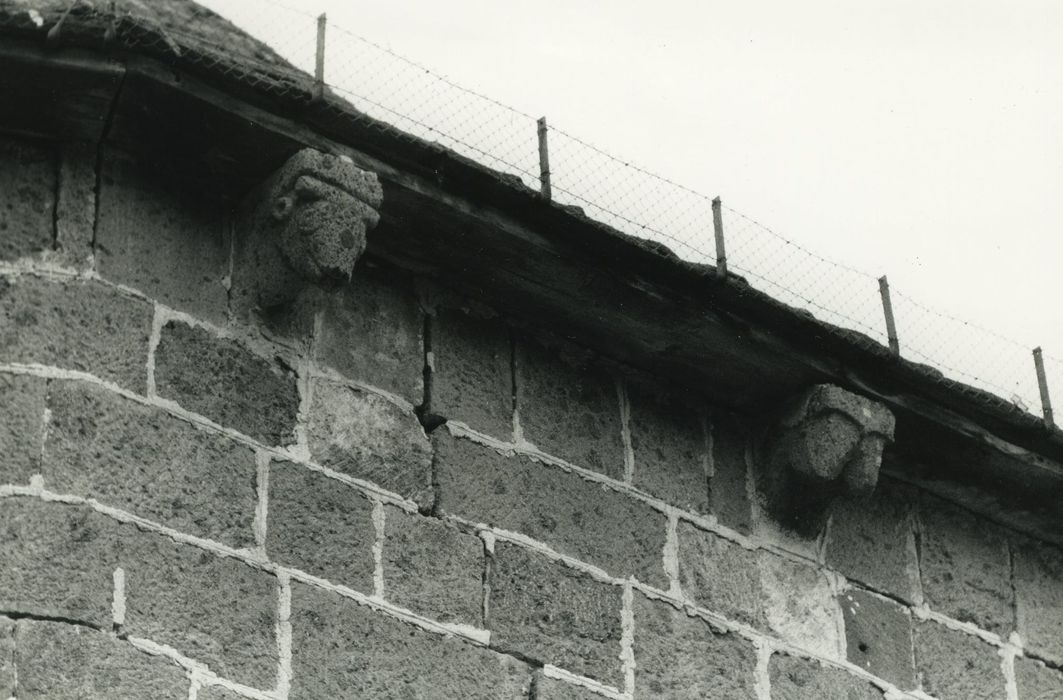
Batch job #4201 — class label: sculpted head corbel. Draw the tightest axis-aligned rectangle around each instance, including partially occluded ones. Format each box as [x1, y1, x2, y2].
[756, 384, 896, 536]
[232, 148, 383, 316]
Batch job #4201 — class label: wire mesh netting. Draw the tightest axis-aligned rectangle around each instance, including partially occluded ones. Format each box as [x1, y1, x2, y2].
[3, 0, 1058, 424]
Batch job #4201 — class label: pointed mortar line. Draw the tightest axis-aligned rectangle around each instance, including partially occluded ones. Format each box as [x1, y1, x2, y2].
[478, 530, 495, 630]
[1000, 641, 1021, 700]
[752, 637, 773, 700]
[616, 378, 635, 485]
[111, 566, 126, 631]
[662, 512, 682, 599]
[307, 364, 417, 415]
[541, 664, 628, 700]
[619, 581, 636, 698]
[274, 571, 293, 700]
[252, 450, 272, 557]
[371, 499, 387, 599]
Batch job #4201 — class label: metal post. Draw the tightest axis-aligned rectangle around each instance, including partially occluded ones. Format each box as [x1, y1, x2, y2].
[537, 117, 552, 201]
[878, 276, 900, 355]
[1033, 347, 1055, 426]
[711, 197, 726, 279]
[312, 13, 327, 102]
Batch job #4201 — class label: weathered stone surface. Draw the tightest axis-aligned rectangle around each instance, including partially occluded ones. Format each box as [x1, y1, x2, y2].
[290, 582, 531, 699]
[16, 620, 188, 699]
[1015, 657, 1063, 699]
[920, 494, 1013, 635]
[677, 522, 763, 627]
[825, 478, 919, 604]
[0, 500, 119, 628]
[317, 261, 424, 405]
[0, 617, 14, 699]
[913, 620, 1004, 700]
[197, 686, 246, 700]
[627, 378, 708, 514]
[435, 430, 667, 586]
[45, 380, 257, 547]
[431, 307, 512, 439]
[710, 413, 753, 533]
[0, 275, 152, 391]
[633, 593, 757, 699]
[1014, 538, 1063, 665]
[535, 674, 608, 699]
[839, 588, 915, 690]
[677, 522, 840, 657]
[266, 460, 375, 591]
[769, 653, 884, 700]
[307, 378, 432, 506]
[383, 507, 483, 626]
[515, 338, 624, 479]
[97, 149, 229, 322]
[0, 372, 45, 484]
[0, 136, 54, 262]
[53, 143, 96, 269]
[155, 321, 300, 446]
[121, 528, 277, 688]
[758, 384, 895, 536]
[231, 148, 382, 315]
[489, 543, 623, 686]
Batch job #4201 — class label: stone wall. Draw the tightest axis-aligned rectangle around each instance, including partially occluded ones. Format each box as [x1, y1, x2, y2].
[1, 133, 1061, 699]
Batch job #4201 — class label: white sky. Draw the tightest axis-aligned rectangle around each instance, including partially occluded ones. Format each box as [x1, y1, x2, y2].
[201, 0, 1063, 410]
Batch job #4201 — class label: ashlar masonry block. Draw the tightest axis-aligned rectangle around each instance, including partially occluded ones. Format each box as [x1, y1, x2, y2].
[1013, 537, 1063, 665]
[839, 588, 916, 690]
[16, 620, 188, 700]
[769, 653, 884, 700]
[290, 583, 531, 699]
[913, 620, 1005, 700]
[45, 380, 258, 548]
[0, 275, 152, 392]
[0, 372, 46, 485]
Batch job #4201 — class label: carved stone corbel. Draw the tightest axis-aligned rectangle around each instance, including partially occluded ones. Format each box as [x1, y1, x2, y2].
[756, 384, 896, 536]
[231, 148, 383, 317]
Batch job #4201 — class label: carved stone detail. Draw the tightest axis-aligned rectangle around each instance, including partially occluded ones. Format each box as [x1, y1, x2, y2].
[757, 384, 896, 535]
[232, 148, 383, 315]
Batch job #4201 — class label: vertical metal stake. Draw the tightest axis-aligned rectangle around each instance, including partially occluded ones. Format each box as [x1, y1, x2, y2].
[312, 13, 327, 102]
[711, 197, 727, 279]
[537, 117, 552, 201]
[879, 276, 900, 355]
[1033, 347, 1055, 426]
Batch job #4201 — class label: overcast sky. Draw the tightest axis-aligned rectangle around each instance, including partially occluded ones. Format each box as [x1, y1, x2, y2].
[201, 0, 1063, 409]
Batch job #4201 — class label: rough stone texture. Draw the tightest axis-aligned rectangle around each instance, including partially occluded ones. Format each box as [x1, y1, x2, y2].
[383, 507, 484, 626]
[825, 478, 919, 604]
[515, 338, 624, 480]
[316, 260, 424, 405]
[632, 593, 757, 699]
[266, 460, 375, 591]
[0, 618, 14, 699]
[919, 494, 1013, 635]
[97, 149, 229, 322]
[1013, 538, 1063, 665]
[1015, 657, 1063, 700]
[839, 588, 915, 690]
[488, 543, 623, 686]
[769, 653, 884, 700]
[435, 430, 667, 586]
[627, 378, 708, 514]
[913, 620, 1004, 700]
[45, 380, 257, 547]
[54, 143, 96, 269]
[0, 372, 46, 484]
[121, 528, 277, 689]
[16, 620, 188, 699]
[431, 307, 512, 440]
[231, 148, 382, 314]
[155, 321, 300, 446]
[676, 522, 763, 627]
[710, 413, 753, 533]
[290, 583, 531, 699]
[0, 136, 54, 262]
[677, 522, 840, 657]
[535, 674, 608, 699]
[0, 275, 152, 391]
[198, 686, 247, 700]
[307, 378, 432, 506]
[0, 499, 119, 628]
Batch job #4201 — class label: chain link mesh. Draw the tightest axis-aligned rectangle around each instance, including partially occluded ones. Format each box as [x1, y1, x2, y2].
[2, 0, 1057, 424]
